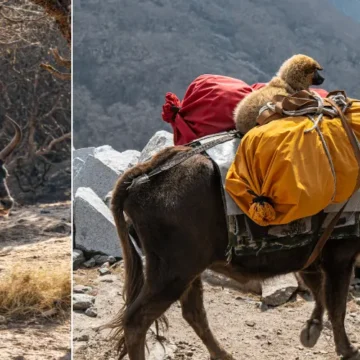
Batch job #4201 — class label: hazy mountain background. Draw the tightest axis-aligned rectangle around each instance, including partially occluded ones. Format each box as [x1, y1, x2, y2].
[331, 0, 360, 22]
[73, 0, 360, 151]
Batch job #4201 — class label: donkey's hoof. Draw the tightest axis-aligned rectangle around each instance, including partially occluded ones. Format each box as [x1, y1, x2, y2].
[300, 320, 323, 348]
[341, 348, 360, 360]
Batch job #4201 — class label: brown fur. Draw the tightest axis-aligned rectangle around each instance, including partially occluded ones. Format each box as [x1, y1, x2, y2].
[234, 54, 323, 134]
[106, 147, 360, 360]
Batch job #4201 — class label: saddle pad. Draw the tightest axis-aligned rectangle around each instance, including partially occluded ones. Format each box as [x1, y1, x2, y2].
[201, 135, 241, 216]
[202, 134, 360, 216]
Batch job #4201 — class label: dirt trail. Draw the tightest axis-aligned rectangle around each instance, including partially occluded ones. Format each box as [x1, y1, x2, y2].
[0, 202, 71, 360]
[73, 264, 360, 360]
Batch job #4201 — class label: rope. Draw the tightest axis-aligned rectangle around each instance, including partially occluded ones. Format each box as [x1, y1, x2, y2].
[307, 114, 337, 201]
[259, 92, 352, 203]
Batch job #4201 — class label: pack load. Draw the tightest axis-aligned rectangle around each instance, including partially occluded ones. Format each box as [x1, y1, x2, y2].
[225, 90, 360, 226]
[162, 74, 328, 145]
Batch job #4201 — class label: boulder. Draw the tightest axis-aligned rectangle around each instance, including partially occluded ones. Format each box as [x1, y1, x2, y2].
[74, 146, 140, 199]
[139, 130, 173, 163]
[73, 147, 95, 162]
[74, 187, 122, 257]
[95, 146, 139, 170]
[73, 157, 85, 179]
[261, 273, 298, 306]
[73, 249, 85, 270]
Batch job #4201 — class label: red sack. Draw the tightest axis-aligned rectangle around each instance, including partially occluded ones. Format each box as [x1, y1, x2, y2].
[162, 74, 328, 145]
[162, 74, 253, 145]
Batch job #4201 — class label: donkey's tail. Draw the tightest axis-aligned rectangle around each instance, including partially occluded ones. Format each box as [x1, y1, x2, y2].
[102, 145, 190, 357]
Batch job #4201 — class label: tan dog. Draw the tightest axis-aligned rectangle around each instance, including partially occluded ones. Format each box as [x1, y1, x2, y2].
[233, 54, 324, 134]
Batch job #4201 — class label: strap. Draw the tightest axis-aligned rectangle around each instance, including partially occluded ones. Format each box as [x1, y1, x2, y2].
[128, 131, 241, 189]
[302, 96, 360, 269]
[301, 201, 347, 269]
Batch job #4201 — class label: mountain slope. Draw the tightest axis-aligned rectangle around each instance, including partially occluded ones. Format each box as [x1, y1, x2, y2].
[74, 0, 360, 150]
[331, 0, 360, 22]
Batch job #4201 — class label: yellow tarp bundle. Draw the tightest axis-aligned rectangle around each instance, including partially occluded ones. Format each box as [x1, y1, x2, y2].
[225, 100, 360, 226]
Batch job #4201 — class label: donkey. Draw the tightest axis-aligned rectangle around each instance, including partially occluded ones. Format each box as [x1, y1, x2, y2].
[107, 146, 360, 360]
[0, 116, 22, 217]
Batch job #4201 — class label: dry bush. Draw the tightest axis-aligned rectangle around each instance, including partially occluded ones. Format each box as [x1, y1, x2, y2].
[0, 262, 71, 319]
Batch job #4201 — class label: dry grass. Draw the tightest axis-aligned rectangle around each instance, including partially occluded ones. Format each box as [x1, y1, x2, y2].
[0, 262, 71, 319]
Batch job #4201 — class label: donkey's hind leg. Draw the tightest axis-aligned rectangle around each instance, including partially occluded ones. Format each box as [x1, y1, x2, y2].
[122, 279, 191, 360]
[322, 242, 359, 360]
[298, 264, 325, 348]
[180, 277, 236, 360]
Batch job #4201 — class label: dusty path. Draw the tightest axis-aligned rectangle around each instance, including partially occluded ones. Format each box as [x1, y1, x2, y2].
[73, 264, 360, 360]
[0, 202, 71, 360]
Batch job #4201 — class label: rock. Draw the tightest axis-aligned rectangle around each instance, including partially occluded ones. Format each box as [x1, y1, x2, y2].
[0, 246, 13, 256]
[98, 267, 111, 276]
[95, 146, 139, 170]
[101, 262, 110, 268]
[73, 294, 95, 311]
[92, 254, 116, 266]
[73, 285, 92, 294]
[74, 147, 140, 199]
[74, 187, 122, 257]
[107, 256, 116, 264]
[139, 130, 174, 163]
[261, 273, 298, 306]
[73, 249, 85, 270]
[83, 258, 96, 268]
[74, 334, 89, 342]
[58, 352, 71, 360]
[85, 307, 98, 318]
[73, 147, 95, 163]
[44, 222, 71, 234]
[73, 157, 85, 179]
[245, 320, 256, 327]
[98, 274, 116, 283]
[201, 269, 262, 295]
[148, 341, 177, 360]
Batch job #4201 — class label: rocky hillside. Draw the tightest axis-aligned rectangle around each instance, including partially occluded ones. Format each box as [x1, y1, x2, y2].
[331, 0, 360, 22]
[73, 0, 360, 151]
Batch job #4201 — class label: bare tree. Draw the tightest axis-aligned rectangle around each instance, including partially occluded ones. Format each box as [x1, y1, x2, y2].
[29, 0, 71, 80]
[0, 0, 71, 201]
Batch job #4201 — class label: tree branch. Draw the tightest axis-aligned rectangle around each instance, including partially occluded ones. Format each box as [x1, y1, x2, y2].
[36, 132, 70, 156]
[40, 63, 71, 80]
